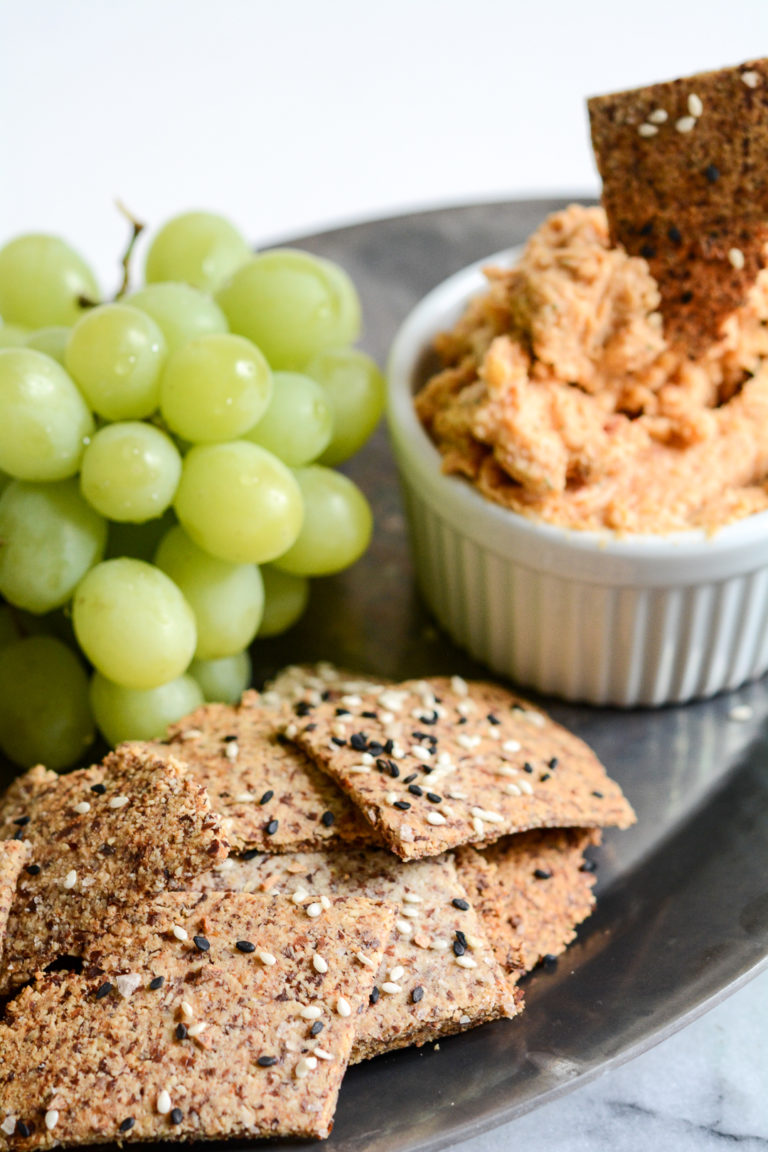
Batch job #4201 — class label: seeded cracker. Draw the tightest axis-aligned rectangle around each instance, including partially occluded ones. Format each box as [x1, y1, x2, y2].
[456, 828, 600, 988]
[138, 691, 374, 853]
[588, 58, 768, 355]
[290, 677, 635, 860]
[0, 891, 390, 1145]
[0, 745, 228, 994]
[0, 841, 29, 967]
[193, 848, 519, 1061]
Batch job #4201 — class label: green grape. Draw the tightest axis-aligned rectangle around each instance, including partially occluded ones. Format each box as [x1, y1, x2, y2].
[160, 333, 272, 443]
[0, 234, 100, 329]
[65, 303, 166, 420]
[0, 323, 29, 348]
[245, 371, 332, 466]
[105, 509, 176, 561]
[258, 564, 310, 636]
[145, 211, 251, 292]
[274, 466, 372, 576]
[0, 635, 94, 769]
[0, 348, 94, 480]
[80, 422, 182, 523]
[189, 650, 251, 705]
[154, 524, 264, 659]
[174, 441, 303, 564]
[305, 347, 386, 465]
[127, 282, 228, 354]
[91, 671, 204, 746]
[216, 249, 360, 369]
[0, 479, 107, 613]
[73, 557, 197, 690]
[24, 325, 70, 366]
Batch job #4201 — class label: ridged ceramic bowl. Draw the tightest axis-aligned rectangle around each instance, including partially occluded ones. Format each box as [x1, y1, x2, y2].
[386, 249, 768, 707]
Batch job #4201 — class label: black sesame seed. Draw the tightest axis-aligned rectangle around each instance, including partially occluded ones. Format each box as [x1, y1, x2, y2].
[16, 1122, 31, 1138]
[193, 935, 210, 952]
[640, 244, 656, 260]
[370, 986, 380, 1004]
[295, 701, 312, 716]
[361, 710, 378, 719]
[258, 1055, 278, 1067]
[580, 858, 598, 873]
[265, 819, 279, 836]
[383, 739, 394, 755]
[540, 773, 551, 782]
[367, 740, 384, 756]
[387, 760, 400, 779]
[487, 714, 501, 725]
[223, 733, 238, 742]
[420, 711, 439, 725]
[90, 782, 107, 794]
[453, 940, 466, 956]
[304, 722, 317, 732]
[681, 290, 694, 304]
[310, 1020, 324, 1036]
[411, 730, 427, 741]
[331, 736, 346, 746]
[236, 940, 256, 953]
[320, 811, 335, 828]
[170, 1108, 184, 1125]
[542, 953, 558, 970]
[455, 930, 467, 948]
[275, 733, 289, 745]
[411, 986, 424, 1003]
[548, 757, 558, 770]
[426, 792, 442, 804]
[639, 221, 654, 237]
[335, 707, 350, 716]
[350, 733, 367, 751]
[393, 800, 411, 811]
[149, 975, 164, 990]
[534, 868, 553, 880]
[408, 784, 423, 797]
[13, 815, 30, 826]
[25, 863, 41, 876]
[242, 848, 260, 861]
[176, 1023, 188, 1040]
[452, 898, 470, 911]
[95, 981, 113, 1000]
[259, 790, 274, 805]
[457, 716, 468, 725]
[523, 762, 534, 774]
[668, 225, 682, 244]
[403, 772, 419, 784]
[375, 758, 389, 773]
[705, 163, 720, 183]
[12, 827, 24, 840]
[321, 689, 332, 701]
[119, 1117, 136, 1133]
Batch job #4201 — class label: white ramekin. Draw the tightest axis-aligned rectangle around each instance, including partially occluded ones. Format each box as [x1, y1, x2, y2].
[386, 249, 768, 707]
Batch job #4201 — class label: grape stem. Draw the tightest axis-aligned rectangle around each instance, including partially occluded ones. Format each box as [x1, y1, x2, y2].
[76, 201, 146, 308]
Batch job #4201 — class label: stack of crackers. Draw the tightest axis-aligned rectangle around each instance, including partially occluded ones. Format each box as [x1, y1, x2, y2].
[0, 664, 634, 1146]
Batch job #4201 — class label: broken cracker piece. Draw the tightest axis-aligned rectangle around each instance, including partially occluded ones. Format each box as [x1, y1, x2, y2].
[138, 692, 375, 854]
[588, 58, 768, 355]
[456, 828, 600, 988]
[0, 891, 390, 1146]
[193, 847, 518, 1061]
[0, 745, 227, 994]
[0, 841, 29, 966]
[290, 677, 635, 860]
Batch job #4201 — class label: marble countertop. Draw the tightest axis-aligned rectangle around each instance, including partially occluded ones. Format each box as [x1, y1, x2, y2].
[456, 967, 768, 1151]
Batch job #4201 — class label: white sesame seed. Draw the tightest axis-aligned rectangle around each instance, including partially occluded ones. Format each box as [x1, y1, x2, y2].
[44, 1111, 59, 1131]
[471, 807, 504, 824]
[456, 699, 476, 717]
[638, 123, 658, 137]
[426, 811, 447, 826]
[300, 1005, 323, 1020]
[313, 954, 328, 974]
[459, 1014, 471, 1024]
[496, 765, 519, 777]
[455, 955, 478, 969]
[360, 751, 374, 765]
[381, 981, 402, 994]
[506, 783, 522, 796]
[157, 1090, 172, 1115]
[687, 92, 703, 117]
[340, 694, 362, 707]
[295, 1056, 318, 1078]
[487, 727, 501, 740]
[234, 792, 254, 803]
[447, 790, 466, 800]
[648, 108, 668, 124]
[522, 710, 545, 727]
[172, 925, 188, 941]
[402, 893, 422, 904]
[395, 918, 413, 935]
[457, 734, 481, 750]
[354, 950, 376, 968]
[306, 902, 323, 918]
[742, 70, 760, 88]
[1, 1118, 16, 1137]
[378, 689, 406, 712]
[291, 888, 309, 904]
[256, 950, 276, 966]
[401, 906, 420, 918]
[115, 973, 142, 998]
[380, 710, 394, 724]
[313, 1046, 333, 1060]
[502, 740, 521, 754]
[336, 996, 352, 1017]
[675, 115, 696, 133]
[63, 869, 77, 890]
[108, 794, 129, 809]
[73, 801, 91, 815]
[225, 742, 239, 761]
[187, 1021, 207, 1037]
[431, 938, 450, 951]
[728, 248, 746, 270]
[182, 727, 203, 739]
[284, 722, 298, 739]
[389, 965, 405, 981]
[472, 816, 484, 837]
[729, 704, 753, 721]
[180, 1001, 194, 1020]
[409, 745, 433, 763]
[386, 791, 399, 805]
[391, 742, 405, 759]
[347, 763, 371, 774]
[519, 779, 534, 795]
[331, 722, 349, 739]
[320, 895, 331, 910]
[437, 752, 453, 767]
[450, 675, 469, 696]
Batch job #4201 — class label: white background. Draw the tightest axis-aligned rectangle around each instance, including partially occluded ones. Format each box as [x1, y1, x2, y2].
[1, 0, 766, 285]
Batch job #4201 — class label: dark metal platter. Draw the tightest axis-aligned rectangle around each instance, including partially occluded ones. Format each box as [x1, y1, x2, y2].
[6, 200, 768, 1151]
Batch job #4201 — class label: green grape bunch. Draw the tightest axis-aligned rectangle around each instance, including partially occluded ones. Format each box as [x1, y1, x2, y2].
[0, 211, 385, 768]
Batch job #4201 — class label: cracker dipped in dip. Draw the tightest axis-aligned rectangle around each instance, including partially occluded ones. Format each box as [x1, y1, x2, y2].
[417, 59, 768, 535]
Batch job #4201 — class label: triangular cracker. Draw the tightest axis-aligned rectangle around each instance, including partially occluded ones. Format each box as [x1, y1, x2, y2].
[589, 58, 768, 354]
